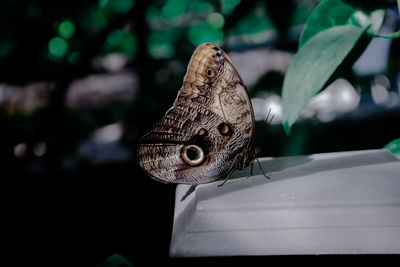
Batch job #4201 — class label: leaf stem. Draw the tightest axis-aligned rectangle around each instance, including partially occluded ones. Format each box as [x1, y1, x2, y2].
[374, 30, 400, 39]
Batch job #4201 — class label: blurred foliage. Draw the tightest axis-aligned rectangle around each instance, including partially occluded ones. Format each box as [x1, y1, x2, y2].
[0, 0, 314, 167]
[0, 0, 313, 83]
[0, 0, 399, 170]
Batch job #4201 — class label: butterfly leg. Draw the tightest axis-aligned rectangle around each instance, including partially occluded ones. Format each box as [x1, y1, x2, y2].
[256, 157, 270, 179]
[218, 167, 236, 187]
[252, 148, 270, 179]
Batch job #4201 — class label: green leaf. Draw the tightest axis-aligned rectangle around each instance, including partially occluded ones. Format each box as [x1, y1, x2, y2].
[282, 25, 366, 135]
[282, 0, 385, 134]
[299, 0, 384, 47]
[384, 138, 400, 159]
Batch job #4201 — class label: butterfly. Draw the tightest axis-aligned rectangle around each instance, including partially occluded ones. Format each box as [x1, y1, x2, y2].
[137, 43, 261, 185]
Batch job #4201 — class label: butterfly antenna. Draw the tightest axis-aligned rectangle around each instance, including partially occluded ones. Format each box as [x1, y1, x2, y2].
[264, 107, 275, 131]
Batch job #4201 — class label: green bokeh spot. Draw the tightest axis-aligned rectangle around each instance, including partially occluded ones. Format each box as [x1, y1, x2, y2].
[188, 21, 224, 46]
[68, 51, 80, 64]
[188, 1, 213, 14]
[85, 8, 108, 30]
[27, 5, 41, 18]
[48, 37, 68, 59]
[100, 0, 134, 14]
[162, 0, 187, 18]
[113, 0, 134, 13]
[58, 20, 76, 39]
[120, 33, 137, 54]
[0, 41, 13, 58]
[99, 0, 108, 9]
[149, 43, 175, 59]
[207, 12, 225, 30]
[221, 0, 241, 15]
[148, 29, 180, 58]
[107, 30, 124, 45]
[106, 30, 137, 54]
[230, 10, 274, 35]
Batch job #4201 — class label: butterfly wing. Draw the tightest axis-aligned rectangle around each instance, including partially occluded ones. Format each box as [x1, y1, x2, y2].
[138, 43, 255, 184]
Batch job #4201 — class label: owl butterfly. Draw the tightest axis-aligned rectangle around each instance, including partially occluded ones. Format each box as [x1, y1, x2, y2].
[138, 43, 260, 185]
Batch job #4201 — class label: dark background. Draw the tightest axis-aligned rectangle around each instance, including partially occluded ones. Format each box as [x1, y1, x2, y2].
[1, 0, 399, 266]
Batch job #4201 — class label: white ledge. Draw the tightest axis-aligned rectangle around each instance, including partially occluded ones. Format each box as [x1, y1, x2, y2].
[170, 149, 400, 256]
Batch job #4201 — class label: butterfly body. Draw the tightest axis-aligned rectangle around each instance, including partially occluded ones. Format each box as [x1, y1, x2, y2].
[138, 43, 255, 184]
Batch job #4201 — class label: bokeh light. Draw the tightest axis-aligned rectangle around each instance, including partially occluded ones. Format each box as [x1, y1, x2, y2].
[149, 43, 175, 59]
[188, 21, 224, 46]
[227, 5, 276, 46]
[106, 30, 137, 55]
[148, 30, 179, 59]
[0, 41, 13, 58]
[27, 5, 41, 18]
[162, 0, 187, 19]
[304, 78, 360, 122]
[207, 12, 225, 29]
[58, 20, 76, 39]
[48, 37, 68, 60]
[68, 51, 80, 64]
[14, 143, 27, 158]
[33, 142, 47, 157]
[112, 0, 134, 13]
[100, 0, 135, 14]
[188, 1, 213, 14]
[221, 0, 241, 15]
[84, 7, 108, 30]
[371, 75, 399, 107]
[107, 30, 124, 46]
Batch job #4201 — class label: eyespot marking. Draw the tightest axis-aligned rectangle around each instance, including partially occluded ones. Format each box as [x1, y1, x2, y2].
[198, 128, 208, 136]
[181, 144, 204, 166]
[206, 68, 215, 77]
[217, 122, 233, 136]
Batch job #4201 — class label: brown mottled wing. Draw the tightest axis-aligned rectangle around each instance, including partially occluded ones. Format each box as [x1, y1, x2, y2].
[137, 43, 255, 184]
